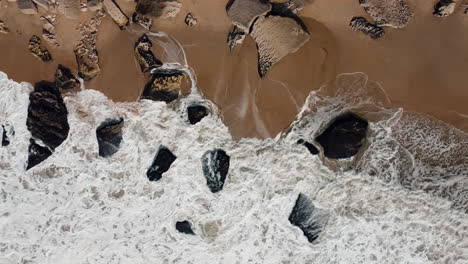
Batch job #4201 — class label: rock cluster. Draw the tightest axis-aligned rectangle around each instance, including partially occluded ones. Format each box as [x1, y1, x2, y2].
[96, 118, 124, 158]
[184, 13, 197, 26]
[55, 64, 80, 90]
[288, 193, 328, 243]
[140, 69, 186, 103]
[103, 0, 129, 30]
[0, 20, 9, 34]
[176, 221, 195, 235]
[17, 0, 38, 15]
[135, 0, 181, 19]
[132, 13, 153, 31]
[187, 104, 209, 125]
[134, 34, 162, 73]
[28, 35, 52, 62]
[350, 16, 385, 39]
[433, 0, 457, 17]
[146, 145, 177, 181]
[40, 16, 59, 47]
[201, 149, 230, 193]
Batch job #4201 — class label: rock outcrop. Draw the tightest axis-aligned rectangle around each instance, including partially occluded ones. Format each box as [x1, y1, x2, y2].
[140, 69, 186, 103]
[187, 105, 209, 125]
[134, 34, 162, 73]
[349, 16, 385, 39]
[27, 81, 70, 150]
[358, 0, 413, 28]
[55, 64, 80, 90]
[227, 26, 245, 51]
[40, 16, 59, 47]
[184, 13, 197, 26]
[146, 145, 177, 181]
[103, 0, 129, 30]
[32, 0, 48, 9]
[201, 149, 230, 193]
[0, 20, 9, 34]
[17, 0, 38, 15]
[176, 221, 195, 235]
[226, 0, 272, 30]
[26, 139, 52, 170]
[288, 193, 328, 243]
[96, 118, 124, 157]
[135, 0, 181, 19]
[58, 0, 81, 19]
[132, 13, 153, 31]
[28, 35, 52, 62]
[433, 0, 457, 17]
[315, 112, 368, 159]
[297, 139, 319, 155]
[1, 125, 10, 147]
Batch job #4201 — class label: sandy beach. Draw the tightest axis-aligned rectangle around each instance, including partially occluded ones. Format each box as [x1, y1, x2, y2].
[0, 0, 467, 138]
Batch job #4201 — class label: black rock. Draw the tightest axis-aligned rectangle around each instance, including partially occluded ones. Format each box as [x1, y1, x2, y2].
[315, 112, 368, 159]
[288, 193, 326, 243]
[26, 139, 52, 170]
[141, 69, 184, 103]
[96, 118, 124, 157]
[134, 34, 162, 73]
[147, 145, 177, 181]
[55, 64, 80, 90]
[176, 220, 195, 235]
[227, 26, 245, 52]
[297, 139, 318, 155]
[2, 125, 9, 147]
[349, 17, 385, 40]
[201, 149, 230, 193]
[26, 81, 70, 150]
[132, 13, 153, 31]
[187, 105, 209, 125]
[433, 0, 456, 17]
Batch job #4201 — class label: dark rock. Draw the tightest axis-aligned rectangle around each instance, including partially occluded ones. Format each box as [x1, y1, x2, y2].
[28, 35, 52, 62]
[147, 145, 177, 181]
[187, 105, 208, 125]
[201, 149, 230, 193]
[26, 139, 52, 170]
[288, 193, 327, 243]
[297, 139, 318, 155]
[141, 69, 185, 103]
[96, 118, 124, 157]
[135, 0, 181, 19]
[433, 0, 456, 17]
[349, 17, 385, 40]
[0, 20, 9, 34]
[176, 220, 195, 235]
[184, 13, 197, 26]
[27, 81, 69, 150]
[227, 26, 245, 52]
[1, 125, 10, 147]
[132, 13, 153, 31]
[315, 112, 368, 159]
[55, 64, 80, 90]
[134, 34, 162, 73]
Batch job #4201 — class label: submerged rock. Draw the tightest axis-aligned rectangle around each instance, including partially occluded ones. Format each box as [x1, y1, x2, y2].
[55, 64, 80, 90]
[103, 0, 129, 30]
[184, 13, 197, 26]
[27, 81, 69, 150]
[0, 20, 9, 34]
[33, 0, 48, 9]
[58, 0, 80, 19]
[146, 145, 177, 181]
[40, 16, 59, 47]
[175, 221, 195, 235]
[141, 69, 186, 103]
[201, 149, 230, 193]
[251, 15, 309, 77]
[226, 0, 271, 30]
[433, 0, 457, 17]
[134, 34, 162, 73]
[132, 12, 153, 31]
[288, 193, 328, 243]
[349, 16, 385, 39]
[315, 112, 368, 159]
[2, 125, 10, 147]
[26, 139, 52, 170]
[17, 0, 38, 15]
[271, 0, 315, 13]
[297, 139, 319, 155]
[87, 0, 103, 11]
[187, 105, 209, 125]
[28, 35, 52, 62]
[136, 0, 181, 19]
[358, 0, 413, 28]
[227, 26, 246, 52]
[96, 118, 124, 157]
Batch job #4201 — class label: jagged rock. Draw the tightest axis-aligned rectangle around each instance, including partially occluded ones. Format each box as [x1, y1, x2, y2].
[251, 15, 309, 77]
[96, 118, 124, 157]
[1, 125, 10, 147]
[227, 26, 245, 51]
[433, 0, 457, 17]
[315, 112, 368, 159]
[297, 139, 319, 155]
[17, 0, 38, 14]
[176, 221, 195, 235]
[26, 139, 52, 170]
[184, 13, 197, 26]
[187, 105, 208, 125]
[0, 20, 9, 34]
[132, 12, 152, 31]
[136, 0, 182, 19]
[27, 81, 69, 150]
[134, 34, 162, 73]
[55, 64, 80, 90]
[226, 0, 271, 30]
[103, 0, 129, 30]
[40, 16, 59, 47]
[74, 10, 105, 81]
[87, 0, 102, 11]
[28, 35, 52, 62]
[33, 0, 49, 9]
[201, 149, 230, 193]
[349, 16, 385, 39]
[270, 0, 315, 13]
[358, 0, 413, 28]
[58, 0, 81, 19]
[141, 69, 186, 103]
[146, 145, 177, 181]
[288, 193, 328, 243]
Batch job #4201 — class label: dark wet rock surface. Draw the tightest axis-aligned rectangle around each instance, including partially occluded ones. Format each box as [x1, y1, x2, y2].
[96, 118, 124, 157]
[55, 64, 80, 90]
[27, 139, 52, 170]
[184, 13, 197, 26]
[201, 149, 230, 193]
[28, 35, 52, 62]
[176, 220, 195, 235]
[147, 145, 177, 181]
[134, 34, 162, 73]
[227, 26, 246, 51]
[141, 69, 185, 103]
[350, 17, 385, 39]
[187, 105, 209, 125]
[433, 0, 456, 17]
[0, 20, 10, 34]
[27, 81, 69, 150]
[2, 125, 10, 147]
[132, 13, 153, 31]
[135, 0, 181, 19]
[297, 139, 319, 155]
[288, 193, 328, 243]
[315, 112, 368, 159]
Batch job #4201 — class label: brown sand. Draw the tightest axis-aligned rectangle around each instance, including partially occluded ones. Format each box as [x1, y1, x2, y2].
[0, 0, 467, 139]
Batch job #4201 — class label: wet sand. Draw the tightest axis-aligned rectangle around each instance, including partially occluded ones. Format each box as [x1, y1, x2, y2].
[0, 0, 467, 138]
